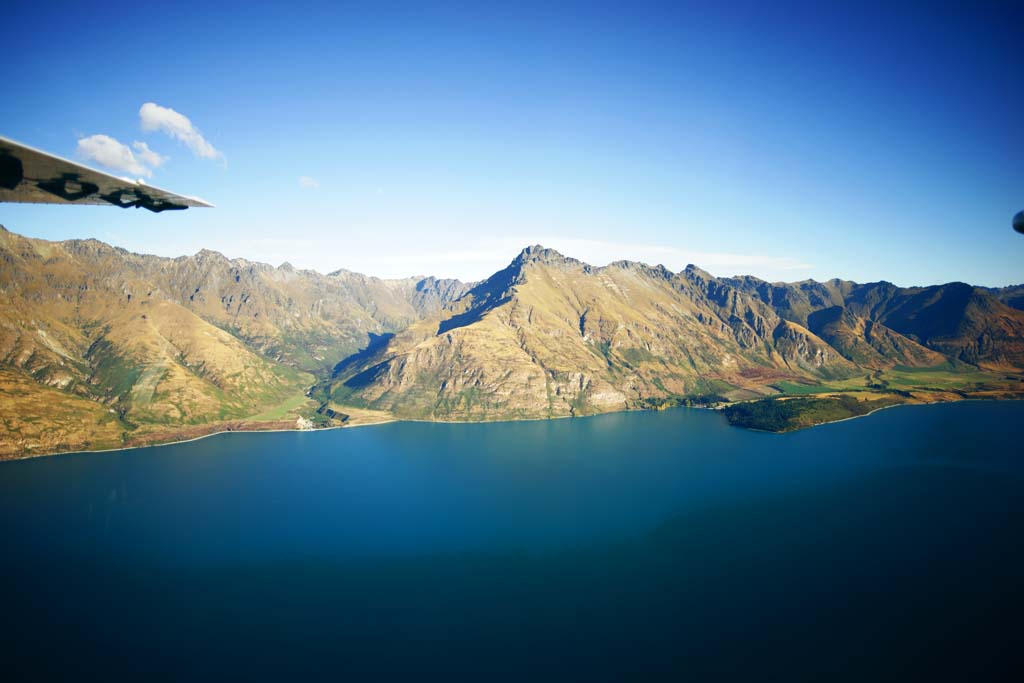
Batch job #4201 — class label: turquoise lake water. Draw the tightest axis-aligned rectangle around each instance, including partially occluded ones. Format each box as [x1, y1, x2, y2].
[2, 401, 1023, 680]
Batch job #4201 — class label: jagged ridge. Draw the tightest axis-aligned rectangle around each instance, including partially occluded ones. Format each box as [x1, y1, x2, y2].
[323, 246, 1024, 420]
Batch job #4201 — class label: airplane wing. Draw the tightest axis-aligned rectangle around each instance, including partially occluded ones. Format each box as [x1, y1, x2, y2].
[0, 135, 213, 212]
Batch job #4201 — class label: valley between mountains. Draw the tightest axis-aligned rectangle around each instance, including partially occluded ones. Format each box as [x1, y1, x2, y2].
[2, 225, 1022, 458]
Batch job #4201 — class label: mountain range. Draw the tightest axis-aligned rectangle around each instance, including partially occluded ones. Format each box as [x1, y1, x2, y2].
[2, 225, 1022, 457]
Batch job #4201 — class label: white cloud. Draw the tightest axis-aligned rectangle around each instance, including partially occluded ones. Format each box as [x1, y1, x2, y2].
[131, 141, 167, 168]
[139, 102, 223, 162]
[77, 134, 152, 177]
[298, 176, 320, 189]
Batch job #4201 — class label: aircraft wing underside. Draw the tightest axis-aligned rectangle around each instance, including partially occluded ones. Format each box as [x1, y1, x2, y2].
[0, 135, 212, 212]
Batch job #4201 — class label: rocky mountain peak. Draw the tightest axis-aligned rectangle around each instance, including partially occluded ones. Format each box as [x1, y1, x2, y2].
[513, 244, 577, 268]
[682, 263, 714, 282]
[607, 260, 674, 280]
[193, 248, 230, 264]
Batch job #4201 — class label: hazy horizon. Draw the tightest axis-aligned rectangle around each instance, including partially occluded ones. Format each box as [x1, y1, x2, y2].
[7, 223, 1021, 290]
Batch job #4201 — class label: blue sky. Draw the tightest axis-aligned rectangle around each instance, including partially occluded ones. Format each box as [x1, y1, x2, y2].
[2, 1, 1021, 286]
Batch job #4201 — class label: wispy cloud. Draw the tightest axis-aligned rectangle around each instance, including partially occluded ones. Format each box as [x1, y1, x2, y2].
[139, 102, 223, 162]
[298, 176, 320, 189]
[77, 134, 152, 177]
[131, 141, 167, 169]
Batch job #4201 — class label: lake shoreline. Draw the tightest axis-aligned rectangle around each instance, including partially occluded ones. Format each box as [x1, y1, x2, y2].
[0, 417, 399, 463]
[4, 395, 1017, 462]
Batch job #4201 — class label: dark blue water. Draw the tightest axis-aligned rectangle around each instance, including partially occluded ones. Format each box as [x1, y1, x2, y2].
[2, 402, 1023, 680]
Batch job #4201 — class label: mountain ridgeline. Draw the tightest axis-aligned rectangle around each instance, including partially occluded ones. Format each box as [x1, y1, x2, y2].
[0, 226, 468, 456]
[322, 245, 1024, 420]
[1, 226, 1022, 457]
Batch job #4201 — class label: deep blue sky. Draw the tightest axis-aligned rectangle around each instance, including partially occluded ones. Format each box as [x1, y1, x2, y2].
[2, 1, 1021, 285]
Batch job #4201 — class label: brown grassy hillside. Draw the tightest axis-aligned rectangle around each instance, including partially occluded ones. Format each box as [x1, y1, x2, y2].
[0, 226, 465, 457]
[325, 246, 1024, 421]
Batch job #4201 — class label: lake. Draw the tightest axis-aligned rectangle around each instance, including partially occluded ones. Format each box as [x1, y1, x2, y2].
[2, 401, 1023, 680]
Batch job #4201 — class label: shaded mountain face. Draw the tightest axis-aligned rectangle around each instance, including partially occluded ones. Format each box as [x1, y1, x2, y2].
[989, 284, 1024, 312]
[729, 276, 1024, 369]
[803, 306, 945, 368]
[2, 225, 1022, 456]
[323, 246, 1024, 420]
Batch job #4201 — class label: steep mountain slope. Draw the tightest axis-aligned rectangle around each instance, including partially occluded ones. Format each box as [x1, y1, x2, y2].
[0, 226, 466, 457]
[50, 237, 470, 374]
[990, 285, 1024, 311]
[858, 283, 1024, 368]
[724, 275, 1024, 369]
[803, 306, 944, 368]
[325, 247, 861, 420]
[325, 247, 1024, 421]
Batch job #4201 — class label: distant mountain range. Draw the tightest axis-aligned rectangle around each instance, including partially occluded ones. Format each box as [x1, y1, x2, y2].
[2, 225, 1022, 457]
